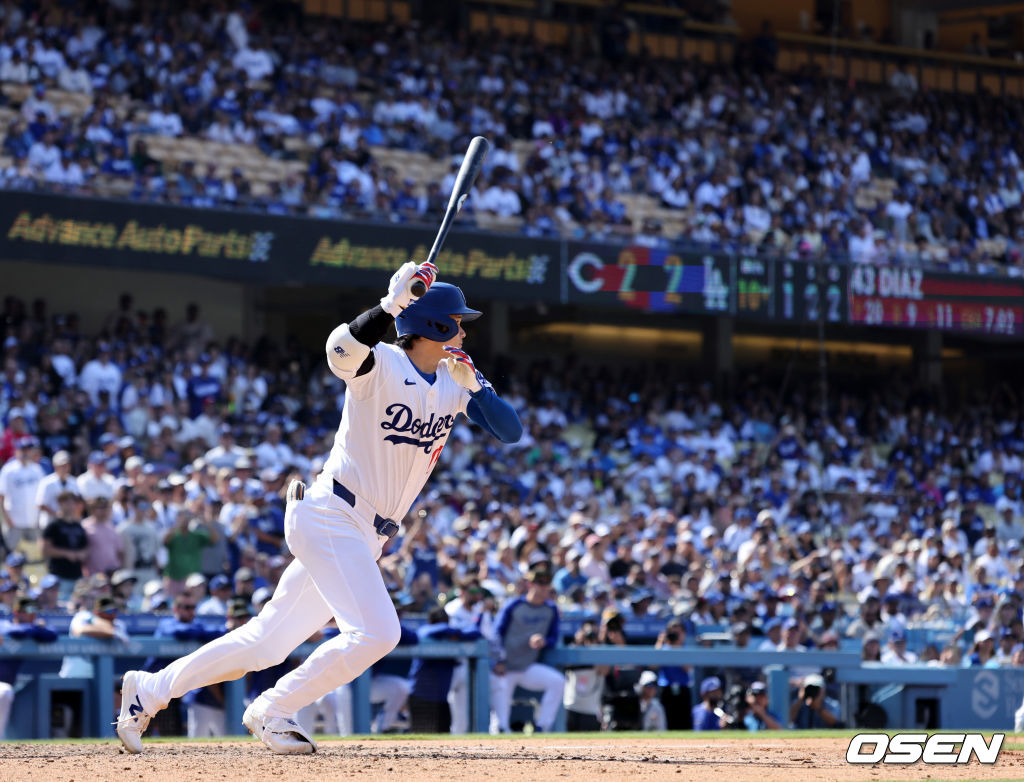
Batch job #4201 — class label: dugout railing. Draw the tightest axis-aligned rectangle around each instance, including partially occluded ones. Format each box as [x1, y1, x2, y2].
[2, 639, 1019, 739]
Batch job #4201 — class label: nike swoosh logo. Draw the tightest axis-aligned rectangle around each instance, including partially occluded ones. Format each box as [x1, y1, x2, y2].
[404, 379, 416, 385]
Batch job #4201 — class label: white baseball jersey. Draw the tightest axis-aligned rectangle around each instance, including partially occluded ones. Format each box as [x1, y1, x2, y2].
[0, 459, 45, 529]
[323, 342, 469, 521]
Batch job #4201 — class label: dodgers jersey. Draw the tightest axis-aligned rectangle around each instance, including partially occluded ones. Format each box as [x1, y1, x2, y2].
[323, 342, 469, 521]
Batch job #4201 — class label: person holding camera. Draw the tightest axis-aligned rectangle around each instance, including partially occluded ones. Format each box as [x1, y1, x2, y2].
[788, 673, 840, 728]
[744, 681, 783, 730]
[655, 618, 692, 729]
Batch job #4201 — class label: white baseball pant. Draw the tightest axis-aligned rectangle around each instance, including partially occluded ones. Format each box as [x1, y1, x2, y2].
[372, 674, 411, 732]
[0, 682, 13, 738]
[447, 660, 469, 733]
[134, 481, 401, 720]
[491, 663, 565, 732]
[186, 702, 226, 737]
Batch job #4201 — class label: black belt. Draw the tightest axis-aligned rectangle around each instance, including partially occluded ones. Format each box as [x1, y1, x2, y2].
[332, 479, 400, 539]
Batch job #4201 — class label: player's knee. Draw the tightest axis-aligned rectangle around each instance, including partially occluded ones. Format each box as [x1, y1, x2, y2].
[367, 613, 402, 658]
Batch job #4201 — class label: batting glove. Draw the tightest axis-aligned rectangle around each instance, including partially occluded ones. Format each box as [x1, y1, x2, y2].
[442, 346, 489, 393]
[380, 261, 438, 317]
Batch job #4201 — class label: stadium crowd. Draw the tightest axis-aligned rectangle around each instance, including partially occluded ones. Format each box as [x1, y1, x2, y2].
[2, 2, 1024, 271]
[1, 289, 1023, 736]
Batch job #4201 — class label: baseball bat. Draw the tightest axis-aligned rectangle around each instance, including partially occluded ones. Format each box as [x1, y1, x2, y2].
[409, 135, 490, 297]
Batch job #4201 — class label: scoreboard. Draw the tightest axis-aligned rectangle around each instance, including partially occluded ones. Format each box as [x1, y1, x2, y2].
[848, 266, 1023, 336]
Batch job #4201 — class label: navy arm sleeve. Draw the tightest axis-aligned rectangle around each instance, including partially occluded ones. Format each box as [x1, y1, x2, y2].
[466, 385, 523, 443]
[348, 304, 395, 377]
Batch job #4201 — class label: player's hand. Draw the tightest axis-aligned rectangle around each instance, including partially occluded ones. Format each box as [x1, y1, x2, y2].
[380, 261, 437, 317]
[529, 633, 546, 650]
[442, 346, 484, 392]
[492, 661, 507, 676]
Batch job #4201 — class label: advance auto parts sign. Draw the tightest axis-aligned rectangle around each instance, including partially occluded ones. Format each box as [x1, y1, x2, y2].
[0, 191, 275, 279]
[306, 221, 553, 301]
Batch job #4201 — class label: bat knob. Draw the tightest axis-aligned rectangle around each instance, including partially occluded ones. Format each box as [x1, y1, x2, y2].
[409, 280, 427, 298]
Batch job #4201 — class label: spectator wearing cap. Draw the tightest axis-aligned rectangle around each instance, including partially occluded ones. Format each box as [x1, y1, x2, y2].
[111, 569, 140, 612]
[41, 488, 88, 599]
[966, 629, 999, 668]
[579, 533, 610, 583]
[635, 670, 667, 731]
[184, 572, 209, 605]
[82, 495, 124, 577]
[162, 506, 220, 598]
[0, 434, 44, 548]
[692, 676, 726, 730]
[120, 494, 161, 589]
[77, 450, 115, 502]
[197, 573, 233, 616]
[0, 595, 58, 737]
[233, 567, 257, 602]
[35, 450, 76, 529]
[881, 627, 918, 664]
[553, 549, 587, 595]
[3, 551, 29, 592]
[249, 469, 285, 556]
[789, 673, 840, 729]
[145, 592, 222, 675]
[491, 564, 565, 733]
[35, 574, 61, 612]
[743, 681, 783, 731]
[78, 342, 122, 407]
[758, 617, 783, 650]
[61, 595, 129, 679]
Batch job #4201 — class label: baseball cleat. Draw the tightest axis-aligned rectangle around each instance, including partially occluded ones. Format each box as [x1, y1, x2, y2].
[115, 670, 152, 754]
[243, 700, 318, 755]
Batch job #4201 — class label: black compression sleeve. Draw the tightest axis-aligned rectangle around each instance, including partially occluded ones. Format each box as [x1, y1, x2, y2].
[348, 304, 394, 347]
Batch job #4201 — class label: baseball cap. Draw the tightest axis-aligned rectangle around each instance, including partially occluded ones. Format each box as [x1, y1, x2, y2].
[227, 597, 252, 619]
[700, 676, 723, 696]
[636, 670, 659, 690]
[763, 617, 783, 632]
[803, 673, 826, 689]
[185, 573, 208, 589]
[731, 621, 751, 636]
[98, 433, 117, 446]
[234, 567, 255, 582]
[0, 581, 16, 593]
[111, 569, 137, 588]
[94, 595, 118, 614]
[88, 450, 105, 464]
[39, 574, 59, 590]
[52, 450, 71, 466]
[888, 627, 907, 643]
[209, 574, 231, 591]
[16, 435, 39, 449]
[5, 551, 26, 568]
[747, 681, 767, 696]
[251, 585, 273, 606]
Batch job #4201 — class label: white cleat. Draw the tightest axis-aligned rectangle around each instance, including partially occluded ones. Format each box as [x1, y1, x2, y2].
[243, 701, 318, 755]
[115, 670, 153, 754]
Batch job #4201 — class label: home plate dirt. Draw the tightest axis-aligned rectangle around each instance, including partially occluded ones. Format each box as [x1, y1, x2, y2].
[0, 737, 1020, 782]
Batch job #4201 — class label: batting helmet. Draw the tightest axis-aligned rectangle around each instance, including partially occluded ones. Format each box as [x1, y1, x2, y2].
[395, 282, 481, 342]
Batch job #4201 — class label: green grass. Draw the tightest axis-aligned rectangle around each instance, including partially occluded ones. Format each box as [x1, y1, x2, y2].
[5, 730, 1022, 745]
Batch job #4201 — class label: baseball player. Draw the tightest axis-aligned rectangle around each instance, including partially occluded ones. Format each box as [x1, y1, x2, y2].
[117, 262, 522, 754]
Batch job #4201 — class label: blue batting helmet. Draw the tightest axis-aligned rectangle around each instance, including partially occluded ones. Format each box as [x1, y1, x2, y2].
[395, 282, 481, 342]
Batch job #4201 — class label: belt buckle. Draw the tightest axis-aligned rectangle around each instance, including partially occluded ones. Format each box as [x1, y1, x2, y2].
[376, 518, 400, 539]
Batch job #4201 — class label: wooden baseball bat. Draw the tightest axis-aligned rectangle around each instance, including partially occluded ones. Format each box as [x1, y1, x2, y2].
[409, 136, 490, 297]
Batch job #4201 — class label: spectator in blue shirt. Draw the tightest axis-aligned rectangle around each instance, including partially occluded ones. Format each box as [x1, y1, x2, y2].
[692, 676, 726, 730]
[553, 550, 587, 595]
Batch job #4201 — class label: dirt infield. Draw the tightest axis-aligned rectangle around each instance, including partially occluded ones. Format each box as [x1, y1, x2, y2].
[0, 737, 1021, 782]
